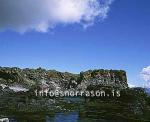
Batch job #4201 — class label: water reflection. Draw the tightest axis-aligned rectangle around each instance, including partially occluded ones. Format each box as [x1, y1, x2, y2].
[6, 111, 116, 122]
[47, 112, 79, 122]
[47, 112, 111, 122]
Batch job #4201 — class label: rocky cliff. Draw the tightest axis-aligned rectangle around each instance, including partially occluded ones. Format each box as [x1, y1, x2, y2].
[0, 67, 128, 92]
[1, 67, 150, 122]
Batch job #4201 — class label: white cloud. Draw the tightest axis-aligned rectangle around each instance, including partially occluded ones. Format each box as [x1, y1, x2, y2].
[0, 0, 114, 33]
[141, 66, 150, 81]
[128, 83, 136, 88]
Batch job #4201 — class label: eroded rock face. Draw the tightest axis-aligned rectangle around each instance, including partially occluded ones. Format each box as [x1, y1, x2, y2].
[79, 69, 128, 89]
[0, 67, 128, 91]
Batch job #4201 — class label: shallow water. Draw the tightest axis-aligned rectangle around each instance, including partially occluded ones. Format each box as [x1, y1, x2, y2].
[4, 112, 117, 122]
[46, 112, 79, 122]
[47, 112, 110, 122]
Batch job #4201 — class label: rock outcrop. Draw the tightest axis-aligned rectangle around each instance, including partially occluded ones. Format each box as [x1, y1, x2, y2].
[78, 69, 128, 89]
[0, 67, 128, 92]
[1, 67, 150, 122]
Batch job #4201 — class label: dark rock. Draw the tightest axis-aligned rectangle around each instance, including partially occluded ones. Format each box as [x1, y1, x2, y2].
[0, 67, 128, 91]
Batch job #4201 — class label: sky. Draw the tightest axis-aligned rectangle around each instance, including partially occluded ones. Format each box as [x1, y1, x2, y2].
[0, 0, 150, 87]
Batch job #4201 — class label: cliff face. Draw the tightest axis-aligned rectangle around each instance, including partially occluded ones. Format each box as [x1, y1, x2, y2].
[1, 67, 150, 122]
[79, 69, 128, 89]
[0, 67, 128, 91]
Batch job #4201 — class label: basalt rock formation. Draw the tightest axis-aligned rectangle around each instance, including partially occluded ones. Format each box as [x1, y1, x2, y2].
[0, 67, 128, 92]
[1, 67, 150, 122]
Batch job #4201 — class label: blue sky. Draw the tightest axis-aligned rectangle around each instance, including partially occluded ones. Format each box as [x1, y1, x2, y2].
[0, 0, 150, 87]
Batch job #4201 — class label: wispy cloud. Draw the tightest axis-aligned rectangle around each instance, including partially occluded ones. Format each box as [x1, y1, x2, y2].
[141, 66, 150, 88]
[141, 66, 150, 81]
[0, 0, 114, 33]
